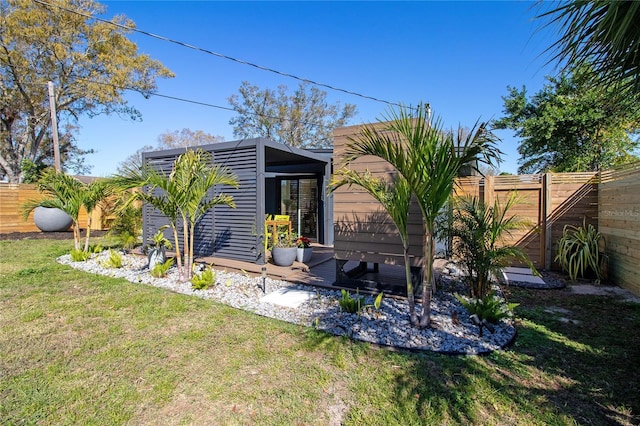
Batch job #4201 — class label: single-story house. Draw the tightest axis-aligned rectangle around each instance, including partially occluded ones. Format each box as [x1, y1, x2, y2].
[142, 138, 333, 265]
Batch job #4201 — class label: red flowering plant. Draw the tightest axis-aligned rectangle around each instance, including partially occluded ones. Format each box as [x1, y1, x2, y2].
[296, 236, 312, 248]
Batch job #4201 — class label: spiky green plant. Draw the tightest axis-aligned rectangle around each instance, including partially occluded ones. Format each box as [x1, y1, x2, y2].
[70, 249, 90, 262]
[338, 289, 383, 315]
[101, 250, 123, 269]
[555, 220, 605, 282]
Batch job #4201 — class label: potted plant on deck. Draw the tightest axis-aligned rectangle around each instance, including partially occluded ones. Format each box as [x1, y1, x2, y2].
[271, 233, 297, 267]
[296, 236, 313, 263]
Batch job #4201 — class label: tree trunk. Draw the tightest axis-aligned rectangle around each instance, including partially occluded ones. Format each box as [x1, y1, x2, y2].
[72, 222, 81, 251]
[188, 222, 196, 280]
[83, 215, 92, 252]
[418, 231, 434, 328]
[181, 216, 189, 281]
[403, 243, 418, 325]
[171, 225, 183, 278]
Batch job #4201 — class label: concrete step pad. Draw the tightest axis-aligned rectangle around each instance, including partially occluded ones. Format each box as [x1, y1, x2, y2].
[260, 287, 316, 308]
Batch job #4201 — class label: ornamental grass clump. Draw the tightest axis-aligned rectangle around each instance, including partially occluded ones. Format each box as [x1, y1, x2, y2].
[555, 220, 605, 283]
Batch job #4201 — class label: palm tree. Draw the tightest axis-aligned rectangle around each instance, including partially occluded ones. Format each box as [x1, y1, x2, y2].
[330, 169, 418, 324]
[116, 149, 238, 280]
[23, 169, 111, 252]
[343, 104, 501, 327]
[23, 169, 84, 250]
[119, 165, 184, 275]
[539, 1, 640, 96]
[171, 150, 238, 278]
[448, 195, 535, 299]
[82, 180, 113, 252]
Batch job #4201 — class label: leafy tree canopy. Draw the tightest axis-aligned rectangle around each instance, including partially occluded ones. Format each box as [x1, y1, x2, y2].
[116, 128, 224, 174]
[493, 67, 640, 173]
[0, 0, 173, 183]
[228, 81, 357, 149]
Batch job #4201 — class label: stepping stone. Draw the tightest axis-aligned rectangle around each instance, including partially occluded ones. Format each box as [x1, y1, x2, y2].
[501, 267, 546, 285]
[260, 287, 315, 308]
[503, 267, 536, 275]
[504, 272, 546, 285]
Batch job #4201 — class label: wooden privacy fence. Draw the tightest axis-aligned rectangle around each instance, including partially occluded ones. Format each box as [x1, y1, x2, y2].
[599, 163, 640, 295]
[0, 183, 110, 233]
[332, 124, 600, 274]
[456, 173, 599, 270]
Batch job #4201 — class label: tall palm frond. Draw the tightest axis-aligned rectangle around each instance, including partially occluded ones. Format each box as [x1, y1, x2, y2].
[449, 194, 535, 298]
[22, 169, 85, 250]
[539, 1, 640, 96]
[343, 104, 501, 327]
[330, 169, 417, 323]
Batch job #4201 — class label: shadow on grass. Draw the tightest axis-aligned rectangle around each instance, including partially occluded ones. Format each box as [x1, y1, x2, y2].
[301, 288, 640, 425]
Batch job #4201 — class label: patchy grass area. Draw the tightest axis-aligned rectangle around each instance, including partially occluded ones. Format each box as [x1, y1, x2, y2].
[1, 239, 638, 425]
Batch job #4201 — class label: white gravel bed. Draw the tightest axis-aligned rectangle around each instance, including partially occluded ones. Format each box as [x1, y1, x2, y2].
[58, 250, 516, 355]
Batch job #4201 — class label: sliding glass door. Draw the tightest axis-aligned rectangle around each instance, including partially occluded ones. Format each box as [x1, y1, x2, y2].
[280, 178, 318, 240]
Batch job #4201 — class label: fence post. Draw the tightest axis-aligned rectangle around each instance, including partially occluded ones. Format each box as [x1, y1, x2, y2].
[484, 175, 494, 205]
[543, 173, 552, 270]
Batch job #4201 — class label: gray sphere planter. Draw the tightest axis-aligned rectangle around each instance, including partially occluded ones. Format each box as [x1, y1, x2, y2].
[33, 206, 72, 232]
[271, 247, 296, 266]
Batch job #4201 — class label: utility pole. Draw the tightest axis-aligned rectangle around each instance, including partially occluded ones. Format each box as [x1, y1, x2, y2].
[47, 81, 61, 171]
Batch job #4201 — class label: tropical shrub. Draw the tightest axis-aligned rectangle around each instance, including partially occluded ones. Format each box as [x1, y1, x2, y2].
[150, 258, 174, 278]
[101, 250, 123, 268]
[191, 266, 216, 290]
[555, 220, 605, 282]
[115, 149, 238, 281]
[106, 196, 142, 250]
[455, 292, 519, 324]
[448, 194, 536, 299]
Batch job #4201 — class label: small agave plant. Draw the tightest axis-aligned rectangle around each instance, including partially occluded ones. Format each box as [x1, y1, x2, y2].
[147, 225, 172, 271]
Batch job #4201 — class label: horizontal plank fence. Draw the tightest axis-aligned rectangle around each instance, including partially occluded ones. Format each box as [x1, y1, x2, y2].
[599, 162, 640, 296]
[452, 173, 599, 270]
[0, 183, 109, 234]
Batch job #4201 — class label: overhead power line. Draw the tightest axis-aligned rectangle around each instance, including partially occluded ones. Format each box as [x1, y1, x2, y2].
[32, 0, 407, 109]
[5, 66, 335, 144]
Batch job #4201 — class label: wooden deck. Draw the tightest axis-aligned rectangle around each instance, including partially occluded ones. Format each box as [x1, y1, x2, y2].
[196, 244, 337, 286]
[196, 244, 412, 296]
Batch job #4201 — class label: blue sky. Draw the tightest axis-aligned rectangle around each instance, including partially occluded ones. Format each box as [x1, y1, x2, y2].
[78, 1, 559, 176]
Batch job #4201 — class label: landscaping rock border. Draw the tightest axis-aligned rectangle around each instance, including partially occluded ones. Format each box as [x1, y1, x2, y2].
[59, 251, 517, 355]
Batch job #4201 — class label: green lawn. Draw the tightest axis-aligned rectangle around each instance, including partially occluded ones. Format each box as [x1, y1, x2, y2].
[1, 239, 638, 425]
